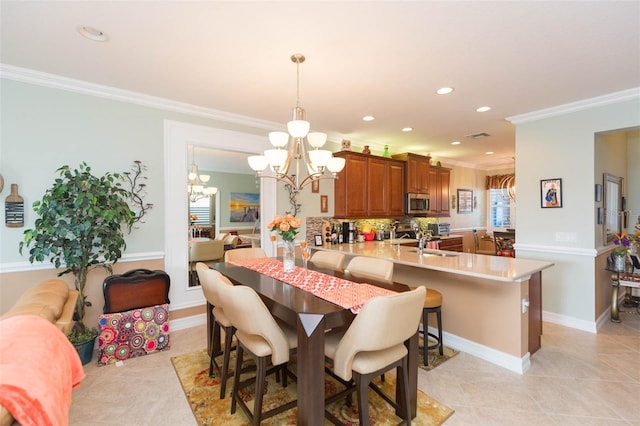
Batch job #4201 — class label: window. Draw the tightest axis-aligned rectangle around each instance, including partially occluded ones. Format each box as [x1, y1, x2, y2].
[488, 188, 515, 231]
[189, 197, 212, 227]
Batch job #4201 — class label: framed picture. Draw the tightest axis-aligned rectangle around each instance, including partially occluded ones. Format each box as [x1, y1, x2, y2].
[314, 235, 323, 246]
[311, 179, 319, 193]
[457, 189, 473, 214]
[540, 178, 562, 208]
[320, 195, 328, 213]
[597, 207, 603, 224]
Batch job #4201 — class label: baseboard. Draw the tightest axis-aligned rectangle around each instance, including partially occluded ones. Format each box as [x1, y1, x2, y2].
[171, 312, 207, 332]
[542, 310, 598, 333]
[427, 326, 531, 375]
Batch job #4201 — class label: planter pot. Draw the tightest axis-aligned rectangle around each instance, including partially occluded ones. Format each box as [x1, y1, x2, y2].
[73, 336, 96, 365]
[613, 255, 627, 272]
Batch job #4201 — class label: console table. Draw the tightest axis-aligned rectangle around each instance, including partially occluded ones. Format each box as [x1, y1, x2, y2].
[608, 269, 640, 322]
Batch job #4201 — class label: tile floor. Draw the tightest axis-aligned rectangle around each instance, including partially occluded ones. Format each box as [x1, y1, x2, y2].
[69, 309, 640, 425]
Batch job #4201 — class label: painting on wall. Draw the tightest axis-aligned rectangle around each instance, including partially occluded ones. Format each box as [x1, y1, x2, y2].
[229, 192, 260, 222]
[540, 178, 562, 208]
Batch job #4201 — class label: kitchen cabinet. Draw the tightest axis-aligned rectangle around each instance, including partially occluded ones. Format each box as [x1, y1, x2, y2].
[392, 152, 431, 194]
[334, 151, 405, 218]
[438, 235, 463, 252]
[428, 166, 451, 216]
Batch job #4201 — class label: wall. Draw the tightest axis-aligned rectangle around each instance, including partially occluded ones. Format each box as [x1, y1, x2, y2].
[511, 92, 640, 328]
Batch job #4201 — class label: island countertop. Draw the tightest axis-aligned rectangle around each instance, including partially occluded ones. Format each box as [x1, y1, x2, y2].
[313, 240, 553, 282]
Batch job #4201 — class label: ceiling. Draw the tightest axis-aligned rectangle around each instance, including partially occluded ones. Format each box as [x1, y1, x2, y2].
[2, 1, 639, 171]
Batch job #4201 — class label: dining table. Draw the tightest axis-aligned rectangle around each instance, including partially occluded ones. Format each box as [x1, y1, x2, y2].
[209, 257, 418, 425]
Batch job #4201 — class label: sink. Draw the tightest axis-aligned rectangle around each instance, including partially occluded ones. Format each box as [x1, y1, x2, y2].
[407, 249, 459, 257]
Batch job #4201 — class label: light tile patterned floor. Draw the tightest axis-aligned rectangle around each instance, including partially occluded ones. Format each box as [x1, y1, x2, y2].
[70, 309, 640, 425]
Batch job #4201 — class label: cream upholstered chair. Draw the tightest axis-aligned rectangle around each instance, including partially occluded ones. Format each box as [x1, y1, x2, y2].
[224, 247, 267, 262]
[189, 240, 225, 286]
[472, 229, 496, 255]
[216, 282, 298, 425]
[196, 263, 236, 399]
[309, 250, 346, 272]
[345, 256, 394, 284]
[324, 287, 425, 425]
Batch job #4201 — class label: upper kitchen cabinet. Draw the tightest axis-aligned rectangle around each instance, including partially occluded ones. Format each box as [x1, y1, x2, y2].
[428, 165, 451, 216]
[334, 151, 405, 218]
[392, 152, 431, 194]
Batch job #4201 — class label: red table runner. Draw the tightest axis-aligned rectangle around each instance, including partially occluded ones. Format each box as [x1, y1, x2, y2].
[229, 258, 396, 313]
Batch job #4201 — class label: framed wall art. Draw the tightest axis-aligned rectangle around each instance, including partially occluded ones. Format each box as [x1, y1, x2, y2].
[457, 189, 473, 214]
[540, 178, 562, 208]
[320, 195, 328, 213]
[311, 179, 319, 193]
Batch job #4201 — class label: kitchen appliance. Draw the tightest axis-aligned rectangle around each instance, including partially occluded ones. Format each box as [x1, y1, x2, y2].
[427, 223, 439, 236]
[342, 221, 356, 244]
[394, 223, 416, 239]
[438, 223, 451, 236]
[406, 193, 430, 215]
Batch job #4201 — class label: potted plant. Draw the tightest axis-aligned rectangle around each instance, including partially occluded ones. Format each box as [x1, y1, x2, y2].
[612, 232, 632, 271]
[19, 162, 135, 364]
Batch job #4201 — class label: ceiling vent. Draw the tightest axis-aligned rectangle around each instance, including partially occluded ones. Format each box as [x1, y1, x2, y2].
[466, 132, 490, 139]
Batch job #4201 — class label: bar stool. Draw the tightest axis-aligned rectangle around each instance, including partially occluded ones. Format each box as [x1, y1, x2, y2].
[421, 288, 444, 366]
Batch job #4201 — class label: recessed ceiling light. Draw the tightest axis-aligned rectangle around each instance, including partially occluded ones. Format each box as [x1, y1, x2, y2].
[485, 151, 494, 155]
[77, 26, 108, 42]
[362, 115, 375, 121]
[476, 106, 491, 112]
[436, 87, 454, 95]
[451, 141, 461, 145]
[401, 127, 413, 132]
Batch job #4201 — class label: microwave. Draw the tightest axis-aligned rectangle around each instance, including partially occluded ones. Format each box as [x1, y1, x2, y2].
[406, 193, 430, 215]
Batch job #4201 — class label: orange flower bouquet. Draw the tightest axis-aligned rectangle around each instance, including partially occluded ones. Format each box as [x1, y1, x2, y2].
[267, 214, 301, 242]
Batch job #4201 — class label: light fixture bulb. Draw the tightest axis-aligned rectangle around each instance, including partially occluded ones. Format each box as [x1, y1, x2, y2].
[327, 157, 346, 173]
[309, 149, 332, 167]
[248, 155, 269, 171]
[269, 131, 289, 148]
[287, 120, 310, 138]
[307, 132, 327, 148]
[199, 175, 210, 183]
[265, 149, 288, 169]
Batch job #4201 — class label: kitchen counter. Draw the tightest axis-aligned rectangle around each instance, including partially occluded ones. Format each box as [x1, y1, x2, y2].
[315, 240, 552, 282]
[312, 241, 554, 374]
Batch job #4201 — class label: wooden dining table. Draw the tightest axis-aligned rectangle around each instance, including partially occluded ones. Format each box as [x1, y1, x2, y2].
[209, 258, 418, 426]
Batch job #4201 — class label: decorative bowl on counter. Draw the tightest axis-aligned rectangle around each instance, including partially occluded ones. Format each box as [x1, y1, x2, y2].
[363, 232, 375, 241]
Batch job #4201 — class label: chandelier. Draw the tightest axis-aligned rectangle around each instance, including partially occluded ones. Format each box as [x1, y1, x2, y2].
[247, 53, 346, 192]
[187, 146, 217, 202]
[499, 174, 516, 201]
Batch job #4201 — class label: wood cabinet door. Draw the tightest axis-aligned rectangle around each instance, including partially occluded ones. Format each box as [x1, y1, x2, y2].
[418, 158, 430, 193]
[334, 153, 368, 217]
[405, 156, 419, 193]
[367, 157, 388, 216]
[428, 168, 440, 214]
[388, 160, 405, 216]
[439, 168, 451, 216]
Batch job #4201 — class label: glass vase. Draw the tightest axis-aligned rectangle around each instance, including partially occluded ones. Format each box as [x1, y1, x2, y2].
[282, 240, 295, 273]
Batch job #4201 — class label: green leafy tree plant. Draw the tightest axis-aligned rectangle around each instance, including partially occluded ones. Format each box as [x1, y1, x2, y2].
[19, 162, 135, 343]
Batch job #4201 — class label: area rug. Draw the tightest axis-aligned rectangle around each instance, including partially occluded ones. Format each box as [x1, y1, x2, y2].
[171, 348, 454, 425]
[418, 334, 459, 372]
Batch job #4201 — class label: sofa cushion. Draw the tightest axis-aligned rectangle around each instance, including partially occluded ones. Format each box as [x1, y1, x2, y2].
[1, 303, 57, 324]
[15, 279, 69, 318]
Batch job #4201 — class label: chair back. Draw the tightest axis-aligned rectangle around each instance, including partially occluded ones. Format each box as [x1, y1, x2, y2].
[224, 247, 267, 262]
[190, 239, 225, 263]
[346, 256, 394, 283]
[216, 281, 290, 365]
[309, 251, 346, 272]
[196, 262, 232, 307]
[333, 286, 425, 380]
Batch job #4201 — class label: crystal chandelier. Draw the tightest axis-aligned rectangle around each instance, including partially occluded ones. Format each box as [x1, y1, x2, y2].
[188, 146, 217, 202]
[247, 53, 346, 192]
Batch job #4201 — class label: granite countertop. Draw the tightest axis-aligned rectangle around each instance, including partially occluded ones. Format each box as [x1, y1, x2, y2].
[314, 241, 553, 282]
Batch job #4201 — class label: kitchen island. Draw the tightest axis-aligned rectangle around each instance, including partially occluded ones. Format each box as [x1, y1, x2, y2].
[313, 241, 554, 373]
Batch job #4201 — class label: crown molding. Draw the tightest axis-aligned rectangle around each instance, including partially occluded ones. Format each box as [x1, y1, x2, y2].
[0, 63, 279, 131]
[507, 87, 640, 125]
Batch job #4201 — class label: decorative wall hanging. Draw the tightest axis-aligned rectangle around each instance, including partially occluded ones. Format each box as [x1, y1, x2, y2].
[124, 160, 154, 233]
[5, 183, 24, 227]
[229, 192, 260, 222]
[457, 189, 473, 214]
[540, 178, 562, 208]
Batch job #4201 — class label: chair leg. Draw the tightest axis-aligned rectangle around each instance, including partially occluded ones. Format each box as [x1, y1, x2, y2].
[230, 345, 243, 415]
[219, 325, 235, 399]
[399, 356, 411, 425]
[354, 372, 371, 426]
[422, 307, 429, 366]
[252, 356, 269, 426]
[436, 308, 444, 356]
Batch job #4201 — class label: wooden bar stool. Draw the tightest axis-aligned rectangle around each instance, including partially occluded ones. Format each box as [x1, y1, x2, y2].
[421, 288, 444, 366]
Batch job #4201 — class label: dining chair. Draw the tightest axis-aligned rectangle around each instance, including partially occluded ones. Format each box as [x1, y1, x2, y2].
[224, 247, 267, 262]
[196, 263, 236, 399]
[309, 250, 346, 272]
[189, 239, 225, 286]
[345, 256, 394, 284]
[472, 229, 496, 255]
[216, 282, 298, 425]
[323, 286, 426, 426]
